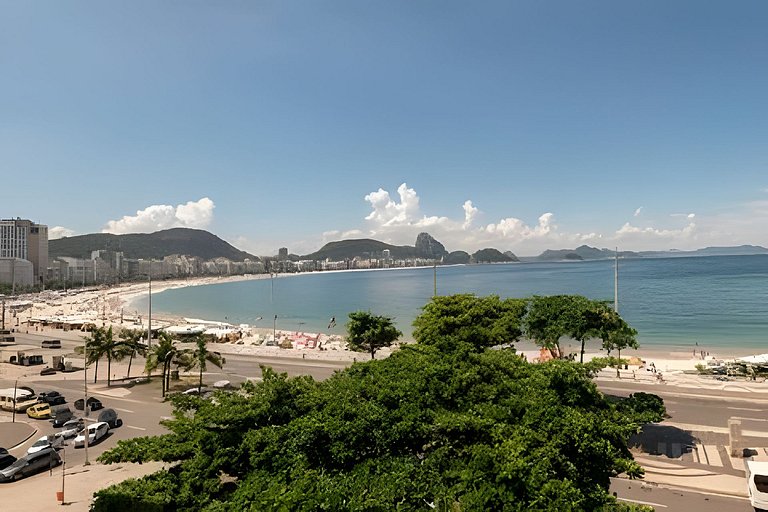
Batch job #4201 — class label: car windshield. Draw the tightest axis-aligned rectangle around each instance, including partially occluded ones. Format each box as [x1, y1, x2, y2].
[31, 439, 49, 448]
[7, 458, 26, 470]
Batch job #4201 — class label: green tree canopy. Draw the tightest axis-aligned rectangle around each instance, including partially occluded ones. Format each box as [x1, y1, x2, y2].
[345, 310, 402, 359]
[94, 346, 661, 511]
[412, 294, 527, 352]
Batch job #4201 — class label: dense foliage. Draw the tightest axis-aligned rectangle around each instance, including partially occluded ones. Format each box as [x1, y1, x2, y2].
[345, 311, 402, 359]
[412, 294, 527, 351]
[94, 345, 661, 511]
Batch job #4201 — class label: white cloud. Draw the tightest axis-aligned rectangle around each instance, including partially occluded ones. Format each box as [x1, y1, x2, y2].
[103, 198, 215, 234]
[463, 200, 478, 229]
[49, 226, 76, 239]
[352, 183, 732, 255]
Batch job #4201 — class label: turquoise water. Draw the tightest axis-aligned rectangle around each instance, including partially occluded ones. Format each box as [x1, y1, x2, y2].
[133, 255, 768, 349]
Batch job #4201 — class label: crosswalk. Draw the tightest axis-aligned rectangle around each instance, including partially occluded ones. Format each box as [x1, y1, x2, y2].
[646, 442, 768, 471]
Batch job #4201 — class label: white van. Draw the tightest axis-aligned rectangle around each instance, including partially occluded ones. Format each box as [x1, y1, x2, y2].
[746, 459, 768, 511]
[0, 388, 37, 412]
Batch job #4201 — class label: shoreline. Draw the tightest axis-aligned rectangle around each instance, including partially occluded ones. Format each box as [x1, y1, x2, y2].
[6, 273, 766, 373]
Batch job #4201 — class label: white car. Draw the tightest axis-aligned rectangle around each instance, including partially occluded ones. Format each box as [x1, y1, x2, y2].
[55, 418, 85, 439]
[27, 435, 63, 455]
[73, 421, 109, 448]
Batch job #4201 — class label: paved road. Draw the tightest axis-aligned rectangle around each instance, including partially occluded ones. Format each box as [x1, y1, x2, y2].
[611, 478, 752, 511]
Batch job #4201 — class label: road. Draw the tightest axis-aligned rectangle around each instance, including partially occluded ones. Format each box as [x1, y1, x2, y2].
[610, 478, 751, 511]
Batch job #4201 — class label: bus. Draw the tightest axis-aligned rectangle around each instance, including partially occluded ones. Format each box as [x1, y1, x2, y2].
[0, 388, 38, 412]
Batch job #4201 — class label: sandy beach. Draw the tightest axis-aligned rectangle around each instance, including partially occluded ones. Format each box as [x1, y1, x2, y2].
[3, 274, 762, 374]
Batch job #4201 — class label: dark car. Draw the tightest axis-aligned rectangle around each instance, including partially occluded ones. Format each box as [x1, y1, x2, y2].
[0, 448, 61, 482]
[39, 367, 57, 376]
[97, 408, 122, 429]
[0, 448, 16, 471]
[50, 405, 74, 427]
[74, 397, 103, 411]
[38, 391, 66, 406]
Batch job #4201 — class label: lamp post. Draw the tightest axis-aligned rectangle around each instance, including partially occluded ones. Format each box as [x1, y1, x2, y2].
[83, 335, 90, 466]
[273, 315, 277, 345]
[12, 378, 18, 423]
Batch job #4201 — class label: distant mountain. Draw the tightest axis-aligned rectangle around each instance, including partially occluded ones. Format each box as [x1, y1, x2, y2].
[415, 233, 449, 259]
[49, 228, 258, 261]
[638, 245, 768, 258]
[301, 239, 418, 261]
[473, 248, 518, 263]
[532, 245, 637, 261]
[444, 251, 470, 265]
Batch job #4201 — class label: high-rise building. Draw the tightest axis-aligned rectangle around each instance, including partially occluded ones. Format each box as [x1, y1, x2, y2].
[0, 218, 49, 284]
[278, 247, 288, 260]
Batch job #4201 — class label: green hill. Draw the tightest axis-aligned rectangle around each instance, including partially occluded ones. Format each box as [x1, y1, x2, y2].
[49, 228, 258, 261]
[301, 239, 418, 261]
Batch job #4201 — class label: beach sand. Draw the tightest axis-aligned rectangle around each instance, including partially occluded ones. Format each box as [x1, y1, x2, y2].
[4, 274, 760, 374]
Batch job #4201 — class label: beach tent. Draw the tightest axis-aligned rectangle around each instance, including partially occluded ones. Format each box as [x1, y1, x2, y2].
[738, 354, 768, 364]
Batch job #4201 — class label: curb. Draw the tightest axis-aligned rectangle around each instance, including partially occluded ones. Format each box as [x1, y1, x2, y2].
[9, 426, 38, 451]
[637, 476, 750, 500]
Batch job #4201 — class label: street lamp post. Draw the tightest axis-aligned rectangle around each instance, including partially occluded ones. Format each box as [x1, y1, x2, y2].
[12, 378, 17, 423]
[273, 315, 277, 346]
[83, 335, 90, 466]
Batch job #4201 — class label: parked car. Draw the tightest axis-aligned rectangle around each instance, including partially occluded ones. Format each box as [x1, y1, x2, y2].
[38, 391, 66, 406]
[74, 397, 103, 411]
[27, 435, 63, 455]
[97, 408, 122, 429]
[54, 418, 84, 439]
[26, 403, 51, 419]
[73, 422, 109, 448]
[39, 367, 57, 376]
[0, 448, 61, 483]
[41, 339, 61, 349]
[0, 448, 16, 471]
[50, 405, 74, 427]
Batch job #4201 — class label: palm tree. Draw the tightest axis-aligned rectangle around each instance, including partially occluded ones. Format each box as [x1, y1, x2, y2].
[177, 334, 224, 394]
[79, 328, 108, 384]
[145, 332, 177, 397]
[117, 328, 147, 379]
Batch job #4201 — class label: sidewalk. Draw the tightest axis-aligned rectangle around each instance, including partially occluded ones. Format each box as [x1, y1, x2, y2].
[636, 454, 748, 498]
[0, 460, 166, 512]
[0, 420, 36, 449]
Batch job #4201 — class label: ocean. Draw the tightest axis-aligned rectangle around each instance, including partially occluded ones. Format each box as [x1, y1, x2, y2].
[131, 254, 768, 350]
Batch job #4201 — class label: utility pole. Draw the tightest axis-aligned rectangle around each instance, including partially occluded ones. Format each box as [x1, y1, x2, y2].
[147, 260, 152, 351]
[433, 263, 437, 297]
[84, 335, 90, 466]
[614, 247, 619, 313]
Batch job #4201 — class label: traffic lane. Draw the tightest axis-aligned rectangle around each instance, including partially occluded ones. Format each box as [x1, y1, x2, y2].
[598, 382, 768, 429]
[611, 478, 752, 511]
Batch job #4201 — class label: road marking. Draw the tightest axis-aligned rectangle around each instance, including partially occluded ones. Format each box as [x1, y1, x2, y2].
[125, 425, 146, 431]
[114, 408, 134, 414]
[690, 444, 700, 463]
[732, 416, 768, 422]
[703, 445, 723, 467]
[617, 497, 667, 508]
[727, 407, 764, 412]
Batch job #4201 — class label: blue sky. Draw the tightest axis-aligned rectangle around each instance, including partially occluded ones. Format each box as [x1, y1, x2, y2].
[2, 1, 767, 256]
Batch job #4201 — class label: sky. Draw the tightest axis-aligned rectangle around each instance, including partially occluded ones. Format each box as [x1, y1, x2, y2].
[2, 1, 767, 257]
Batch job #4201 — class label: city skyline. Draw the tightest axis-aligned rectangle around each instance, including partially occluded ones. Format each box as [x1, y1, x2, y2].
[3, 2, 767, 257]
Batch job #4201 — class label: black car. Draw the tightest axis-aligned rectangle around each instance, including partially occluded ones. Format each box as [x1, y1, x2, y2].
[39, 367, 57, 376]
[50, 405, 74, 427]
[74, 397, 103, 411]
[38, 391, 66, 406]
[97, 408, 122, 429]
[0, 448, 16, 471]
[0, 448, 61, 482]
